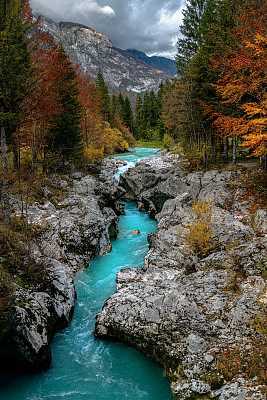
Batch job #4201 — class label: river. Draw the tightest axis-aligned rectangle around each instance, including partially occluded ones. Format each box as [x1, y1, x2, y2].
[0, 147, 174, 400]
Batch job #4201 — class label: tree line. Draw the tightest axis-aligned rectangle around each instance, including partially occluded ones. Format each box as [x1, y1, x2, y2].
[162, 0, 267, 170]
[100, 0, 267, 171]
[0, 0, 136, 226]
[1, 0, 266, 228]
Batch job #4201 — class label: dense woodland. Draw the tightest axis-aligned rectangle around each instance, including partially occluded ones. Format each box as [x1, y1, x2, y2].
[166, 0, 267, 170]
[136, 0, 267, 171]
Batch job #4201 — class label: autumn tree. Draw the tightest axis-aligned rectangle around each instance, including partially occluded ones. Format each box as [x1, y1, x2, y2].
[207, 0, 267, 168]
[47, 43, 83, 166]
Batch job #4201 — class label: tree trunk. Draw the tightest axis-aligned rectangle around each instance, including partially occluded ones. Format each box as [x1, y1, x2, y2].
[1, 125, 11, 226]
[232, 133, 236, 165]
[85, 113, 88, 148]
[223, 135, 229, 164]
[12, 141, 19, 170]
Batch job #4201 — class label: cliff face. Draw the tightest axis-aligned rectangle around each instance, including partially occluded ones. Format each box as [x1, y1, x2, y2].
[39, 16, 172, 94]
[0, 160, 124, 372]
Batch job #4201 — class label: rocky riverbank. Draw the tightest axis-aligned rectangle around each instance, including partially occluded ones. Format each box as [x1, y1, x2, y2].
[0, 159, 125, 372]
[95, 154, 267, 399]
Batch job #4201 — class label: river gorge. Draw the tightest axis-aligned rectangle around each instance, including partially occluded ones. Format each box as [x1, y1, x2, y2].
[0, 148, 175, 400]
[0, 147, 266, 400]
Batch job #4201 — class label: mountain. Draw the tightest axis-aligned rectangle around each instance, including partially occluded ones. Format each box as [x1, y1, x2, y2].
[39, 16, 172, 95]
[126, 49, 177, 77]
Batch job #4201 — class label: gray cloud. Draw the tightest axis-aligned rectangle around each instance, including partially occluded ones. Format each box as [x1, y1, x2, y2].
[30, 0, 186, 59]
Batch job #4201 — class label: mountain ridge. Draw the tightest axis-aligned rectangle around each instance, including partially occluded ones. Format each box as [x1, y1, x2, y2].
[126, 48, 177, 77]
[39, 15, 172, 95]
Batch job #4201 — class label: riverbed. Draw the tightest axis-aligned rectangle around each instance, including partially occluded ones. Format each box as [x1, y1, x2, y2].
[0, 148, 174, 400]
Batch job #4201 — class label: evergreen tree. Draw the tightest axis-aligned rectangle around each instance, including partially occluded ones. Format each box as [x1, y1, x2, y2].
[147, 90, 158, 127]
[95, 69, 113, 125]
[122, 96, 133, 130]
[0, 0, 34, 168]
[134, 93, 143, 138]
[116, 92, 125, 118]
[142, 91, 150, 125]
[111, 93, 118, 116]
[0, 0, 34, 225]
[176, 0, 207, 73]
[48, 43, 83, 164]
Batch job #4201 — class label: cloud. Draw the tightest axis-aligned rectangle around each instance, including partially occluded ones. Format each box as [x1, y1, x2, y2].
[158, 8, 184, 30]
[72, 1, 116, 17]
[30, 0, 186, 59]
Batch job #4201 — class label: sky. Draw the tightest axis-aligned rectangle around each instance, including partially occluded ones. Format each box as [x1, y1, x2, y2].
[30, 0, 186, 59]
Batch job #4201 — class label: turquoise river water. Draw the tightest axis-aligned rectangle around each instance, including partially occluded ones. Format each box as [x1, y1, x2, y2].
[0, 148, 175, 400]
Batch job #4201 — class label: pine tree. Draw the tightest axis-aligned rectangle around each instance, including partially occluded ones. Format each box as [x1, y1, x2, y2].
[95, 69, 113, 125]
[176, 0, 207, 73]
[134, 93, 143, 138]
[0, 0, 34, 225]
[48, 43, 83, 165]
[0, 0, 34, 168]
[116, 92, 125, 118]
[147, 90, 158, 127]
[122, 96, 133, 130]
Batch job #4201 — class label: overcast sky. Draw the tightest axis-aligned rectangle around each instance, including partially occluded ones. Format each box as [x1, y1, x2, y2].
[30, 0, 186, 59]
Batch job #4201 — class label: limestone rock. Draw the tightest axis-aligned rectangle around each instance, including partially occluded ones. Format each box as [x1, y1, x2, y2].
[95, 162, 267, 400]
[1, 161, 124, 372]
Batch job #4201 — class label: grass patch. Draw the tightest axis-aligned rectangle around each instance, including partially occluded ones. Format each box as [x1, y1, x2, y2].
[135, 140, 163, 148]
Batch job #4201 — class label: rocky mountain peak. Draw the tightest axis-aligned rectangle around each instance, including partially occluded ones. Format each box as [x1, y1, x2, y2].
[39, 15, 172, 95]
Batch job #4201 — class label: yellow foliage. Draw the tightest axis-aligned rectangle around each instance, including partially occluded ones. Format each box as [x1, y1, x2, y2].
[82, 120, 131, 162]
[83, 145, 104, 163]
[182, 200, 215, 258]
[103, 123, 129, 154]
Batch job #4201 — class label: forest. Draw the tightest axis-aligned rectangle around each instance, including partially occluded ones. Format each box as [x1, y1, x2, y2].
[0, 1, 266, 259]
[166, 0, 267, 171]
[134, 0, 267, 172]
[96, 0, 267, 173]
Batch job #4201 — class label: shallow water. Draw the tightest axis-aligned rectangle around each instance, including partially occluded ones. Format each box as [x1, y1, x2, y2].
[110, 146, 159, 179]
[0, 147, 174, 400]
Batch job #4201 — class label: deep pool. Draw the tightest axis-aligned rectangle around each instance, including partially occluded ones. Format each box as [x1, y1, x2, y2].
[0, 148, 174, 400]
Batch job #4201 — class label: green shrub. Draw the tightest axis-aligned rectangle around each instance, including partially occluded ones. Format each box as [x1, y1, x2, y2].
[163, 133, 175, 149]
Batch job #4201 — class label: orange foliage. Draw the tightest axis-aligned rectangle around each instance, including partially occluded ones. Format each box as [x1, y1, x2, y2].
[12, 4, 66, 154]
[206, 1, 267, 157]
[76, 71, 106, 149]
